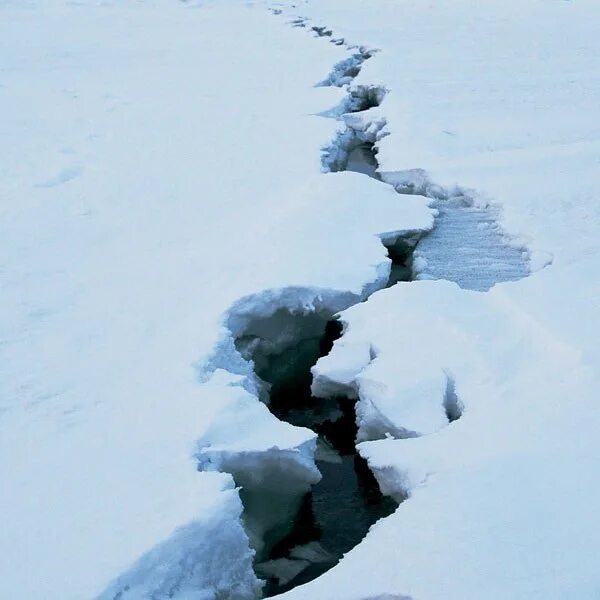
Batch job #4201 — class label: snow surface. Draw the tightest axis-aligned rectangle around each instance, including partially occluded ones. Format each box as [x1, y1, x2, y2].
[306, 274, 600, 600]
[2, 0, 600, 598]
[0, 1, 430, 598]
[272, 0, 600, 598]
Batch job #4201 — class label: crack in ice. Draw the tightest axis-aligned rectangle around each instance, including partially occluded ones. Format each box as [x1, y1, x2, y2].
[196, 7, 537, 598]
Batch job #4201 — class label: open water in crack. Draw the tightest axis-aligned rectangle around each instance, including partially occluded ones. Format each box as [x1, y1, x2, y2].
[243, 319, 398, 596]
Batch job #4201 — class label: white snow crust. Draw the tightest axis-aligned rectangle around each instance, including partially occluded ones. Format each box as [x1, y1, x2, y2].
[271, 0, 600, 598]
[2, 0, 600, 598]
[0, 1, 431, 598]
[296, 274, 600, 600]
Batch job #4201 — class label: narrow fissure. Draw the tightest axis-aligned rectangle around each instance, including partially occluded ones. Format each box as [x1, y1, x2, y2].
[344, 85, 387, 113]
[317, 50, 374, 88]
[233, 313, 398, 596]
[322, 128, 386, 179]
[320, 83, 387, 175]
[199, 11, 532, 599]
[383, 233, 423, 287]
[443, 373, 463, 423]
[223, 34, 422, 594]
[345, 142, 380, 179]
[311, 25, 332, 37]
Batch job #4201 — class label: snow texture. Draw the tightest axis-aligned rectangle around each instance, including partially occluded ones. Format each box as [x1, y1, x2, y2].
[271, 1, 600, 598]
[0, 2, 431, 598]
[412, 196, 530, 291]
[2, 0, 600, 598]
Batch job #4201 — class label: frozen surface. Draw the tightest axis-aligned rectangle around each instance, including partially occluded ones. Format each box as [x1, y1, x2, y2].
[270, 0, 600, 598]
[0, 1, 431, 598]
[412, 196, 530, 291]
[302, 274, 600, 600]
[2, 0, 600, 598]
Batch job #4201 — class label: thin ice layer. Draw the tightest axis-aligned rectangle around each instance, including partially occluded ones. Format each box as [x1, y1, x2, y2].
[412, 196, 529, 291]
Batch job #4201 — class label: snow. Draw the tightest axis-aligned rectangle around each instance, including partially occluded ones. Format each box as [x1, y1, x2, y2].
[271, 0, 600, 598]
[0, 1, 431, 598]
[2, 0, 600, 597]
[195, 372, 321, 559]
[299, 275, 600, 600]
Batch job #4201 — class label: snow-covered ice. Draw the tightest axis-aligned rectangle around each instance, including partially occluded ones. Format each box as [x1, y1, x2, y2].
[2, 0, 600, 598]
[0, 1, 430, 597]
[303, 272, 600, 599]
[273, 0, 600, 598]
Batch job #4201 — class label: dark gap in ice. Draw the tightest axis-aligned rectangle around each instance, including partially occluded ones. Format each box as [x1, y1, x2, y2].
[323, 128, 385, 180]
[320, 87, 387, 177]
[233, 312, 397, 596]
[208, 15, 530, 600]
[443, 373, 463, 423]
[344, 85, 387, 113]
[318, 84, 386, 121]
[312, 25, 333, 37]
[345, 142, 380, 180]
[344, 65, 361, 79]
[290, 17, 306, 28]
[383, 232, 423, 288]
[318, 50, 373, 88]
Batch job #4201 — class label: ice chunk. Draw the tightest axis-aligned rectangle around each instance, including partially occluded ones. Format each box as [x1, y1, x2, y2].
[356, 366, 450, 441]
[255, 558, 310, 586]
[315, 438, 343, 464]
[289, 541, 333, 563]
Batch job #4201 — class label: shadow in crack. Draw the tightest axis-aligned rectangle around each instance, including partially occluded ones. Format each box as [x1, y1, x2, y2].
[233, 312, 398, 596]
[346, 142, 380, 180]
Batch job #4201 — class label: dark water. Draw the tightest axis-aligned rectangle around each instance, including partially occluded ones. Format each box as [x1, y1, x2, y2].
[250, 319, 398, 596]
[345, 142, 380, 180]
